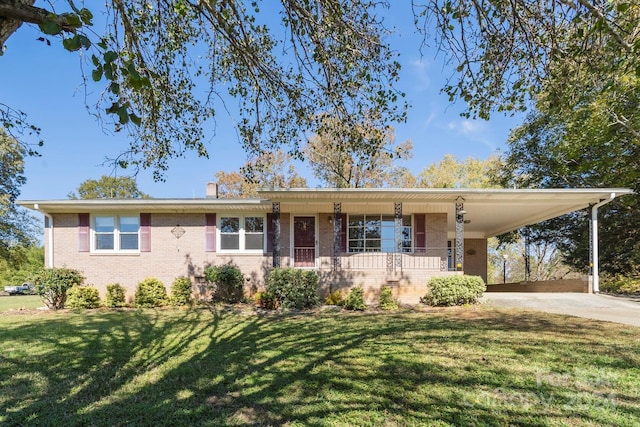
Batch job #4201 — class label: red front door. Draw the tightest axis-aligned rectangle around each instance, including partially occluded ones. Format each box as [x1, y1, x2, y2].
[294, 216, 316, 267]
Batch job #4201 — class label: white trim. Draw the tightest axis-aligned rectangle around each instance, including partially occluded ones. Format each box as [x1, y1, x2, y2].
[217, 213, 266, 254]
[91, 213, 141, 254]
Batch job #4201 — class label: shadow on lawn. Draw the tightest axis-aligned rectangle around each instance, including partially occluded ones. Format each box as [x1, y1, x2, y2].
[1, 307, 639, 426]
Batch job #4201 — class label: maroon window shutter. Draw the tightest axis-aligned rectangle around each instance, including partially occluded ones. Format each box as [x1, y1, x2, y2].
[205, 213, 216, 252]
[266, 213, 274, 252]
[414, 214, 426, 252]
[140, 213, 151, 252]
[341, 213, 347, 253]
[78, 213, 90, 252]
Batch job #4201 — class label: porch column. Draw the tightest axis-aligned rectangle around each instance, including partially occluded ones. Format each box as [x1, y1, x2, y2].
[272, 202, 281, 268]
[455, 199, 465, 271]
[333, 202, 342, 271]
[394, 202, 403, 270]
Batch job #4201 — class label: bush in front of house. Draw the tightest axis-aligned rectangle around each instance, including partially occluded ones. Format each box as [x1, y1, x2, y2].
[66, 285, 100, 309]
[105, 283, 127, 308]
[421, 275, 486, 307]
[265, 268, 319, 310]
[324, 289, 344, 306]
[134, 278, 168, 308]
[343, 286, 367, 311]
[204, 264, 245, 303]
[378, 285, 398, 310]
[601, 275, 640, 294]
[254, 291, 278, 309]
[171, 276, 193, 306]
[32, 267, 85, 310]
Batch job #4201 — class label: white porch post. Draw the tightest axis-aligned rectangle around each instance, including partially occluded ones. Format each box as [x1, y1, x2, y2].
[590, 193, 616, 293]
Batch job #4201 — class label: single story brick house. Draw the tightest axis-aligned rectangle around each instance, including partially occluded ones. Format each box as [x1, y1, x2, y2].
[19, 185, 632, 304]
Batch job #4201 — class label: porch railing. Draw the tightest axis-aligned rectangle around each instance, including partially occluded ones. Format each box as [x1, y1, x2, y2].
[339, 248, 449, 272]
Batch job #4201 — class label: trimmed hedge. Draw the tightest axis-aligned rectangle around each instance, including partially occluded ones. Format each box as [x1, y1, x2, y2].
[343, 286, 367, 311]
[134, 278, 167, 308]
[378, 285, 398, 310]
[67, 286, 100, 309]
[265, 268, 319, 309]
[105, 283, 127, 308]
[171, 277, 193, 306]
[422, 275, 486, 306]
[204, 264, 245, 303]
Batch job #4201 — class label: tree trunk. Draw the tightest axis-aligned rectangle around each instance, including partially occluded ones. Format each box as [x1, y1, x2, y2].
[1, 0, 43, 51]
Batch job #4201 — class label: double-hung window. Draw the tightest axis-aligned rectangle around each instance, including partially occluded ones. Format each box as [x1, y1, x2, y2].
[219, 215, 265, 252]
[348, 214, 412, 253]
[93, 215, 140, 252]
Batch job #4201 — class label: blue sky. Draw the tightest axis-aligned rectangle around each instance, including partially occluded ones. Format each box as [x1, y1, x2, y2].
[2, 2, 524, 201]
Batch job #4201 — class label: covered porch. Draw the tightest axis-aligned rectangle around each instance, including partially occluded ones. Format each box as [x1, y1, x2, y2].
[260, 188, 633, 298]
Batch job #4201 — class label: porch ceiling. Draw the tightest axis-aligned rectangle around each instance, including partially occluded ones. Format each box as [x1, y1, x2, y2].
[259, 188, 634, 238]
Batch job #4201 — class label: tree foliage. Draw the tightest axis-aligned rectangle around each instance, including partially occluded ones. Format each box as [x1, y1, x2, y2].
[305, 117, 414, 188]
[414, 0, 640, 126]
[0, 129, 39, 265]
[1, 1, 406, 179]
[68, 175, 149, 199]
[215, 150, 307, 198]
[417, 154, 501, 189]
[502, 73, 640, 275]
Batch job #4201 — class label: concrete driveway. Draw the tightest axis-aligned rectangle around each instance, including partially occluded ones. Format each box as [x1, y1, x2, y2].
[481, 293, 640, 327]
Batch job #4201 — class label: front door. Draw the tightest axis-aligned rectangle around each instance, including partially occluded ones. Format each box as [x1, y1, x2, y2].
[293, 216, 316, 267]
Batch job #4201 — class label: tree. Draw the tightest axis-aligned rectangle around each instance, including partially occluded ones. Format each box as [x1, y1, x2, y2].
[416, 154, 501, 189]
[68, 175, 149, 199]
[1, 1, 407, 179]
[0, 129, 39, 266]
[415, 1, 640, 127]
[502, 108, 640, 276]
[305, 117, 414, 188]
[215, 150, 307, 198]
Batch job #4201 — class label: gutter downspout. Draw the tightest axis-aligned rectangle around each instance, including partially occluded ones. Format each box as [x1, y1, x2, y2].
[34, 204, 54, 268]
[591, 193, 616, 293]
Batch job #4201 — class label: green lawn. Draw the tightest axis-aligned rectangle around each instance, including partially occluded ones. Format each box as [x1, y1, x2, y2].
[0, 295, 43, 312]
[0, 306, 638, 426]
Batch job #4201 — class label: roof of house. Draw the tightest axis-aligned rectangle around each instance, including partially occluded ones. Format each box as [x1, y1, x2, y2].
[19, 187, 634, 238]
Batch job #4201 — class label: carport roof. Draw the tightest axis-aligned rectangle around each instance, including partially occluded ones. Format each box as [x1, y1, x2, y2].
[19, 187, 634, 238]
[259, 188, 634, 237]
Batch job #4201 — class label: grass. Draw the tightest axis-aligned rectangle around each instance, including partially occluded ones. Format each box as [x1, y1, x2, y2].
[0, 305, 639, 426]
[0, 295, 43, 312]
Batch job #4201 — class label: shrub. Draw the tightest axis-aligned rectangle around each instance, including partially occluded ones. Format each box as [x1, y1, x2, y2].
[343, 286, 367, 311]
[324, 289, 344, 306]
[255, 291, 278, 309]
[66, 286, 100, 309]
[171, 276, 193, 306]
[601, 275, 640, 294]
[134, 278, 167, 308]
[265, 268, 319, 310]
[421, 275, 486, 307]
[378, 286, 398, 310]
[32, 268, 84, 310]
[204, 264, 245, 303]
[105, 283, 127, 308]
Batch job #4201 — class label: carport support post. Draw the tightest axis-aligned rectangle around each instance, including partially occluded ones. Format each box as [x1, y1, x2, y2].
[590, 193, 616, 293]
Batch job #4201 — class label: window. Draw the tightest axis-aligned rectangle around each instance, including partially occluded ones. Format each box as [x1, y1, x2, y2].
[348, 215, 412, 253]
[93, 215, 139, 252]
[219, 215, 264, 251]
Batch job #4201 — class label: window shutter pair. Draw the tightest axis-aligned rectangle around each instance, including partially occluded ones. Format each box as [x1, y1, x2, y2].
[78, 213, 151, 252]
